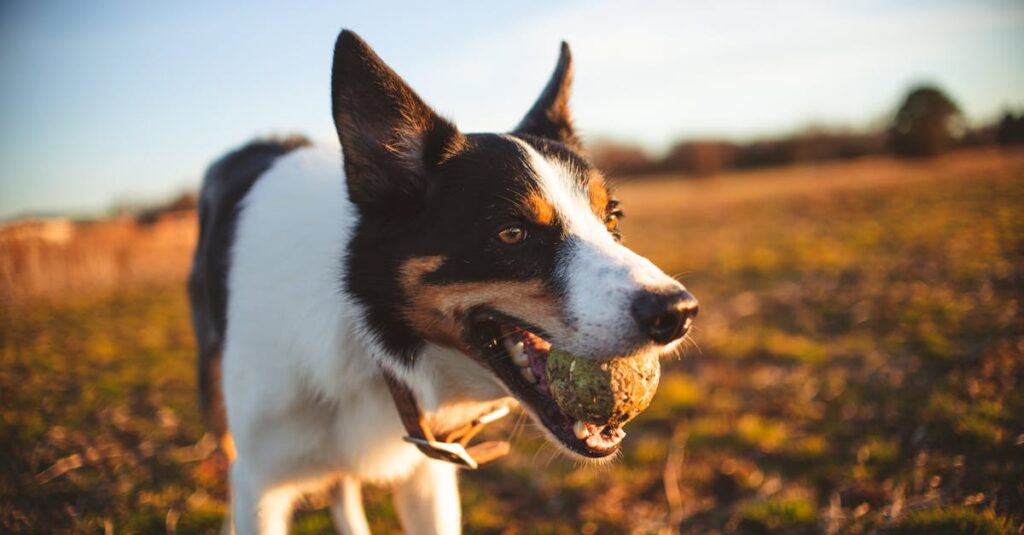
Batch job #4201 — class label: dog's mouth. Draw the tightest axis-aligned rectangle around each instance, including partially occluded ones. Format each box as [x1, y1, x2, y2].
[465, 308, 627, 458]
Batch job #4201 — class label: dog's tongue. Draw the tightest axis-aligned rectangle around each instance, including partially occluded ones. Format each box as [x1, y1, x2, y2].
[522, 332, 551, 381]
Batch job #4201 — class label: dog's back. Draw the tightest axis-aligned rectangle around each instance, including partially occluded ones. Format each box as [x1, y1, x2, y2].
[188, 135, 310, 448]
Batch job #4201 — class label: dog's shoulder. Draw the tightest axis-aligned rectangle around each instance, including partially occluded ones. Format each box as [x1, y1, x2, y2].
[223, 140, 370, 385]
[191, 136, 314, 339]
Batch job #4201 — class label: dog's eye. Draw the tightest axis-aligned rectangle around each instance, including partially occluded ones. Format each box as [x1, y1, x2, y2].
[605, 206, 624, 238]
[497, 225, 527, 245]
[605, 199, 624, 238]
[604, 213, 620, 233]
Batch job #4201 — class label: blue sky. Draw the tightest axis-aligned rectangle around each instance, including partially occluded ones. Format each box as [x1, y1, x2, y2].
[1, 0, 1022, 218]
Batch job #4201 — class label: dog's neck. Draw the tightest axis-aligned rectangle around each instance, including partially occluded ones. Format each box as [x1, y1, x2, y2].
[346, 304, 511, 412]
[416, 343, 512, 411]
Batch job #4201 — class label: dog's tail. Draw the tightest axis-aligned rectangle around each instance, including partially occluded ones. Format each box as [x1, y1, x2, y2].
[188, 135, 312, 460]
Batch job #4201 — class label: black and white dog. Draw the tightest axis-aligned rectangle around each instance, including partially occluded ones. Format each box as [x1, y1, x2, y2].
[189, 30, 697, 534]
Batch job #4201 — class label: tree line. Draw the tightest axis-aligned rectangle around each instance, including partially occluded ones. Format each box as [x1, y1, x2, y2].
[591, 85, 1024, 178]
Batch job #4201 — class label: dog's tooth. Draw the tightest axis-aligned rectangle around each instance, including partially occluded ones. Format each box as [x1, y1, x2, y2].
[573, 420, 590, 439]
[505, 339, 528, 366]
[520, 366, 538, 384]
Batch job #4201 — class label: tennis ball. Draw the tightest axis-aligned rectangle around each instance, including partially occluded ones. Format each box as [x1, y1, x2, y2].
[546, 349, 661, 427]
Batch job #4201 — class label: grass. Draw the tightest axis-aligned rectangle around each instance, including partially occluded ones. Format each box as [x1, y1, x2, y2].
[884, 507, 1017, 535]
[2, 149, 1023, 533]
[738, 497, 818, 534]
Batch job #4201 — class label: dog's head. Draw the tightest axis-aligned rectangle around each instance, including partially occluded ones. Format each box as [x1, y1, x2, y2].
[333, 31, 697, 459]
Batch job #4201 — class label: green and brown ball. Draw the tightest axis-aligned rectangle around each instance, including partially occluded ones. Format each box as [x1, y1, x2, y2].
[546, 349, 661, 427]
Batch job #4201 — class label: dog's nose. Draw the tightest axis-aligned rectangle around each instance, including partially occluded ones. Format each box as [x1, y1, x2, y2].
[631, 289, 698, 345]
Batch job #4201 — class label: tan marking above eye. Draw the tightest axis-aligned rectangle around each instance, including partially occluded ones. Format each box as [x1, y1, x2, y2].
[524, 192, 556, 225]
[587, 171, 610, 216]
[401, 256, 446, 281]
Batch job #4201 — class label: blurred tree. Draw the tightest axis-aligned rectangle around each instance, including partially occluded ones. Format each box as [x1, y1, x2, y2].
[589, 141, 657, 177]
[889, 86, 964, 157]
[996, 112, 1024, 146]
[662, 140, 737, 177]
[133, 192, 198, 225]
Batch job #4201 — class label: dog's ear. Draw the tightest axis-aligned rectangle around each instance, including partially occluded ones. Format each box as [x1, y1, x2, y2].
[514, 42, 582, 152]
[331, 30, 466, 215]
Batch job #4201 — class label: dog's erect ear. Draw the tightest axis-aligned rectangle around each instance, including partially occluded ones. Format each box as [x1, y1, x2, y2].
[514, 42, 582, 152]
[331, 30, 466, 214]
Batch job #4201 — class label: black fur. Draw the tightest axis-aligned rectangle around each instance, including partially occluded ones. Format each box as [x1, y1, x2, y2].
[514, 42, 582, 152]
[188, 136, 310, 437]
[331, 31, 465, 217]
[344, 134, 578, 365]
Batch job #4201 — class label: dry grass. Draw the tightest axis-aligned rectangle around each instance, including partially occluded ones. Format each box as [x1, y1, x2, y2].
[0, 213, 196, 305]
[2, 148, 1022, 533]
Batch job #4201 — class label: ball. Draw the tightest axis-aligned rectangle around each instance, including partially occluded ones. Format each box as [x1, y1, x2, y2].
[546, 349, 661, 427]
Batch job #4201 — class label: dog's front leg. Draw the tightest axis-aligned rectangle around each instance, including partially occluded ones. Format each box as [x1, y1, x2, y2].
[392, 460, 461, 535]
[230, 460, 298, 535]
[330, 475, 371, 535]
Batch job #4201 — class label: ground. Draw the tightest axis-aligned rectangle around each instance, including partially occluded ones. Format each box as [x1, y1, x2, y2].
[2, 149, 1022, 534]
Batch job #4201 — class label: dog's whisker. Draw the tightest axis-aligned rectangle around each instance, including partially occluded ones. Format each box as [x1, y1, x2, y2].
[670, 271, 694, 282]
[690, 338, 703, 357]
[530, 430, 549, 466]
[682, 327, 703, 356]
[508, 409, 529, 444]
[542, 443, 561, 470]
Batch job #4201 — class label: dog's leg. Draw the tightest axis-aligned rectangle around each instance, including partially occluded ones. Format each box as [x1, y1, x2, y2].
[392, 460, 461, 535]
[229, 461, 258, 535]
[329, 476, 371, 535]
[230, 461, 298, 535]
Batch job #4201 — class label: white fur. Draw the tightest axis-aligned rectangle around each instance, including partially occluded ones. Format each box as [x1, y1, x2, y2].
[509, 137, 689, 360]
[222, 146, 508, 533]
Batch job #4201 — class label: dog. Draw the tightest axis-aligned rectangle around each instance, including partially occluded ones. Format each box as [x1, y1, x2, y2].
[188, 29, 697, 534]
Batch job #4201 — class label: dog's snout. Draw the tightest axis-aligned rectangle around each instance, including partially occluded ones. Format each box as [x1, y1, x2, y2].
[631, 289, 698, 345]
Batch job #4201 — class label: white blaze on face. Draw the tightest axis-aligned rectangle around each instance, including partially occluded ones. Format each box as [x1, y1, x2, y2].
[508, 136, 688, 360]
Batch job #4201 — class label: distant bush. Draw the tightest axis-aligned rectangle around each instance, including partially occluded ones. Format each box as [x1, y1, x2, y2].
[996, 112, 1024, 146]
[134, 192, 198, 225]
[662, 140, 737, 177]
[889, 86, 964, 157]
[588, 141, 658, 177]
[595, 129, 888, 179]
[960, 124, 999, 148]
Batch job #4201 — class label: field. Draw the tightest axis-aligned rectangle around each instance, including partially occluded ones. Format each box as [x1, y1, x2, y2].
[2, 149, 1023, 534]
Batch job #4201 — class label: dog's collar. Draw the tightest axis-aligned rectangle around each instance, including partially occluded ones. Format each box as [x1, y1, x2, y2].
[380, 367, 510, 469]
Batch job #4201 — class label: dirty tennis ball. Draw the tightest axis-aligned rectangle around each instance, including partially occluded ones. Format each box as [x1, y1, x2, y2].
[546, 349, 661, 427]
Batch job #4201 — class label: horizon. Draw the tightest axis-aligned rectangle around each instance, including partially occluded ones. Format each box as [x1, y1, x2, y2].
[1, 0, 1023, 219]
